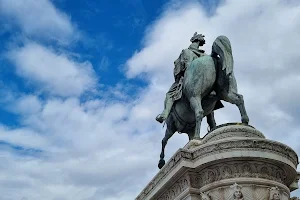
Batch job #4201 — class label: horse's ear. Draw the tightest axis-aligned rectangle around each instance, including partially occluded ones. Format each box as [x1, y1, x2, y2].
[194, 32, 197, 36]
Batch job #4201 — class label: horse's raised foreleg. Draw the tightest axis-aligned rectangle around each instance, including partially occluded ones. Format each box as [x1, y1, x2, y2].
[158, 126, 175, 169]
[207, 112, 217, 130]
[189, 96, 204, 139]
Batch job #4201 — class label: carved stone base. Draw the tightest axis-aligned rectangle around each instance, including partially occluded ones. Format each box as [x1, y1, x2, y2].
[135, 124, 299, 200]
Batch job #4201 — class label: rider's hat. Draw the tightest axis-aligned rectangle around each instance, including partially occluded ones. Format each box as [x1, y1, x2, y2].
[190, 32, 205, 45]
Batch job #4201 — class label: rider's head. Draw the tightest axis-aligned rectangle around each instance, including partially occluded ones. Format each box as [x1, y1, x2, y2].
[190, 32, 205, 46]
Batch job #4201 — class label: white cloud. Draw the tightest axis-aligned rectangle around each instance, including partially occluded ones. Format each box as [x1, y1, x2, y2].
[126, 4, 207, 79]
[13, 95, 42, 115]
[0, 94, 164, 200]
[0, 0, 76, 42]
[7, 42, 96, 97]
[0, 126, 49, 150]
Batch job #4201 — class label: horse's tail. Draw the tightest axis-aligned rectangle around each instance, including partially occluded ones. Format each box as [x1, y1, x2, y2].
[211, 35, 233, 75]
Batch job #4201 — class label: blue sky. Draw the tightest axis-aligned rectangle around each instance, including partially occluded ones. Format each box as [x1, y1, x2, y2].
[0, 0, 300, 199]
[0, 0, 220, 137]
[0, 0, 163, 126]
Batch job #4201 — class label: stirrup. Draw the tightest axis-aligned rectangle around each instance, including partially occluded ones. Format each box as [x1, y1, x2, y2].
[155, 114, 165, 123]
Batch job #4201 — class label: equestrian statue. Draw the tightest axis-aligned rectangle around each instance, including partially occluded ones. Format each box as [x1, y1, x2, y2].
[156, 32, 250, 169]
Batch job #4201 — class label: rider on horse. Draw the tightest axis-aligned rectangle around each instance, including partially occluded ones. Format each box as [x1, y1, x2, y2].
[156, 32, 207, 123]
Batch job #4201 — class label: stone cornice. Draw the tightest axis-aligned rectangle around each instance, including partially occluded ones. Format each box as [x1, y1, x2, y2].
[135, 125, 299, 200]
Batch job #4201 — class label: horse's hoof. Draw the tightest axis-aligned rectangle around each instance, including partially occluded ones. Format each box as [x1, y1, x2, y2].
[158, 159, 165, 169]
[242, 119, 249, 124]
[155, 114, 165, 123]
[242, 116, 249, 124]
[194, 136, 201, 141]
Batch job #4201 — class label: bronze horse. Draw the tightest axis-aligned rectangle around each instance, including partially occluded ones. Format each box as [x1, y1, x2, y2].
[158, 36, 249, 169]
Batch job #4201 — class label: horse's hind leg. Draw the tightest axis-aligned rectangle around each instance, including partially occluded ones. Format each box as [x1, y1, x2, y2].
[221, 75, 249, 124]
[207, 112, 216, 130]
[158, 125, 175, 169]
[223, 92, 249, 124]
[189, 96, 204, 139]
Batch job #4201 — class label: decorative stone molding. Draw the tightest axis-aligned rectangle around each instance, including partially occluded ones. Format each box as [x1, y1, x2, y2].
[202, 123, 265, 144]
[195, 161, 289, 187]
[135, 124, 299, 200]
[157, 173, 190, 200]
[192, 139, 298, 167]
[200, 192, 211, 200]
[136, 149, 192, 200]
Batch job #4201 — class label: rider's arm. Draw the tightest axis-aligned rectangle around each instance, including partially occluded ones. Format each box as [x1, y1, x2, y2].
[181, 49, 191, 72]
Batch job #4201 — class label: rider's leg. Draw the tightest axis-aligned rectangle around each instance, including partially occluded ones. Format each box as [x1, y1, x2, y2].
[156, 83, 177, 123]
[156, 93, 174, 123]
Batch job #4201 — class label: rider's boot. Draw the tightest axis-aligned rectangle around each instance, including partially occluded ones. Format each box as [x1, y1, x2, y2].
[156, 97, 174, 123]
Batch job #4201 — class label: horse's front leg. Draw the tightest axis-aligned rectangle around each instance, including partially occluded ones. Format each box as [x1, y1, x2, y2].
[158, 126, 175, 169]
[189, 96, 204, 139]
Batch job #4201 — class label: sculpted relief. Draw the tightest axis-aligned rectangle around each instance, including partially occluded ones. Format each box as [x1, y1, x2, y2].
[200, 192, 211, 200]
[231, 183, 244, 200]
[269, 187, 281, 200]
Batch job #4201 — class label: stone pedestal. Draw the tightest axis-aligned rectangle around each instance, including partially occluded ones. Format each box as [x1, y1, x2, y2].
[136, 124, 299, 200]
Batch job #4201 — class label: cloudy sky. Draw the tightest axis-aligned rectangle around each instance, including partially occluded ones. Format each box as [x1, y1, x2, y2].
[0, 0, 300, 199]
